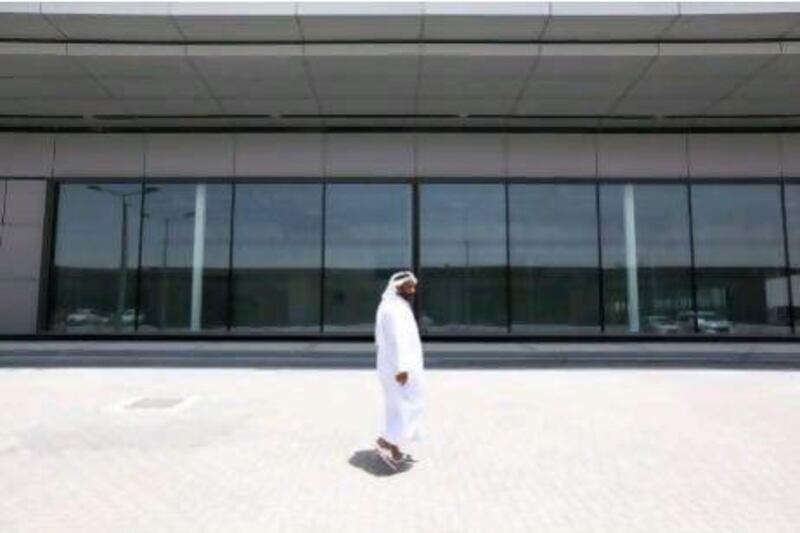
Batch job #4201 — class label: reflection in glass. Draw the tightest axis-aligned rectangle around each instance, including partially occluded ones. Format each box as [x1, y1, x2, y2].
[324, 184, 411, 332]
[509, 184, 599, 333]
[47, 179, 800, 339]
[691, 184, 790, 335]
[48, 183, 145, 332]
[231, 185, 322, 332]
[138, 184, 232, 332]
[781, 184, 800, 332]
[601, 184, 693, 334]
[420, 184, 507, 333]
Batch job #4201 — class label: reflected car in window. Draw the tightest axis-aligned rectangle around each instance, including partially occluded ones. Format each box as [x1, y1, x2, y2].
[677, 311, 733, 334]
[65, 308, 109, 327]
[120, 309, 144, 327]
[643, 315, 680, 334]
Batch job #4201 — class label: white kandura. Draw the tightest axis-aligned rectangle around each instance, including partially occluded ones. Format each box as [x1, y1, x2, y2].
[374, 271, 425, 455]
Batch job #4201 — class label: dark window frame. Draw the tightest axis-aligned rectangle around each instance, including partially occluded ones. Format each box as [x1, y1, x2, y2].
[690, 180, 791, 336]
[37, 175, 800, 342]
[419, 180, 509, 336]
[229, 182, 324, 334]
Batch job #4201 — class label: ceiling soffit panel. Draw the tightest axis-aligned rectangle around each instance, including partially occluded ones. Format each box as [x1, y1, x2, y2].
[422, 2, 548, 41]
[0, 3, 798, 43]
[186, 45, 306, 79]
[170, 2, 302, 42]
[296, 2, 424, 41]
[543, 2, 679, 41]
[68, 43, 196, 79]
[0, 39, 798, 129]
[40, 2, 185, 41]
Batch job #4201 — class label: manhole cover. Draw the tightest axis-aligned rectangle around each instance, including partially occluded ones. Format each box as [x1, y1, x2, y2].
[125, 397, 185, 410]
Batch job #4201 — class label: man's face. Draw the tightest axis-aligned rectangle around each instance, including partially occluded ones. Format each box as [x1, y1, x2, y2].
[397, 280, 417, 302]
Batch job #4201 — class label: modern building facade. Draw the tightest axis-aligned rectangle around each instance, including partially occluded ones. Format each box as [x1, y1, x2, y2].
[3, 2, 800, 341]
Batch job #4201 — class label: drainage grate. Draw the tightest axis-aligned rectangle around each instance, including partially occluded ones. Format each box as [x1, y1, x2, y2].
[124, 397, 185, 410]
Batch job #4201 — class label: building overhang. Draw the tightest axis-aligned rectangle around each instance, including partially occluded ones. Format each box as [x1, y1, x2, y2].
[2, 2, 800, 130]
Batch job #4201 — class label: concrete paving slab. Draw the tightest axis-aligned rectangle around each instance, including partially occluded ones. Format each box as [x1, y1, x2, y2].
[0, 368, 798, 533]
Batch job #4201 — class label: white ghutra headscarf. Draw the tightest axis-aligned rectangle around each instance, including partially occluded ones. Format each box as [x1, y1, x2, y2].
[381, 270, 418, 300]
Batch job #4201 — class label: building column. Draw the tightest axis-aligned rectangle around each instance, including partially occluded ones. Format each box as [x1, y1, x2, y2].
[190, 184, 207, 331]
[624, 184, 640, 332]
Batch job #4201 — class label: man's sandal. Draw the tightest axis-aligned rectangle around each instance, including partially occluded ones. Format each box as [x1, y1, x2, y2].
[375, 445, 400, 471]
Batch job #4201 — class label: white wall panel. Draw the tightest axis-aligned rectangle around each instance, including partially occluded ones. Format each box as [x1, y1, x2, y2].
[4, 180, 46, 226]
[598, 134, 688, 178]
[0, 134, 53, 177]
[508, 134, 596, 177]
[0, 225, 42, 280]
[688, 134, 780, 178]
[54, 134, 144, 178]
[417, 134, 505, 177]
[780, 134, 800, 177]
[235, 134, 324, 177]
[145, 134, 234, 177]
[325, 134, 414, 177]
[0, 280, 39, 334]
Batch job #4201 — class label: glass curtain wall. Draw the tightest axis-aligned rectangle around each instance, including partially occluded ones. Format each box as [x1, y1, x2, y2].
[600, 184, 694, 334]
[509, 184, 600, 333]
[47, 179, 798, 337]
[783, 184, 800, 330]
[231, 184, 322, 332]
[420, 184, 507, 333]
[48, 183, 144, 332]
[691, 184, 790, 335]
[137, 184, 232, 332]
[323, 184, 412, 333]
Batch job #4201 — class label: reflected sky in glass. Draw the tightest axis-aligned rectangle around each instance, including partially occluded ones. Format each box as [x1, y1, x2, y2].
[421, 184, 507, 332]
[325, 184, 411, 270]
[54, 184, 143, 269]
[233, 184, 322, 269]
[421, 184, 506, 268]
[692, 185, 786, 268]
[324, 184, 411, 331]
[510, 184, 597, 268]
[509, 184, 599, 332]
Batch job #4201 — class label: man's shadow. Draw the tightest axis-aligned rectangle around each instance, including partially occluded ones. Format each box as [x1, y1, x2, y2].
[349, 449, 413, 477]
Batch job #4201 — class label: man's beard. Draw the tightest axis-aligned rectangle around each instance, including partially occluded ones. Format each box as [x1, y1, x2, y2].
[399, 291, 415, 303]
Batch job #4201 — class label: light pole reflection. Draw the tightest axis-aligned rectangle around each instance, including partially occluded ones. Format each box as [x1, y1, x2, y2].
[142, 210, 195, 329]
[87, 185, 158, 331]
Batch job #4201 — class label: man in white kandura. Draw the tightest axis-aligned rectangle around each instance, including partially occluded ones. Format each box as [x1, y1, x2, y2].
[374, 270, 425, 471]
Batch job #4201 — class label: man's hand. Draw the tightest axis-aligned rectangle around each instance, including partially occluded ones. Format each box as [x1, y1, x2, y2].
[395, 372, 408, 386]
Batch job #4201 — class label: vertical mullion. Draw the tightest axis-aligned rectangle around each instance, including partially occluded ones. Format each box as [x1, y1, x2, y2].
[412, 179, 421, 321]
[319, 182, 327, 334]
[225, 183, 236, 332]
[595, 181, 605, 333]
[687, 181, 699, 334]
[505, 181, 512, 334]
[133, 180, 147, 332]
[37, 180, 58, 332]
[780, 180, 795, 333]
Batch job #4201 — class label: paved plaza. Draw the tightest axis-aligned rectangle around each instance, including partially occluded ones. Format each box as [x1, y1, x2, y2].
[0, 366, 798, 533]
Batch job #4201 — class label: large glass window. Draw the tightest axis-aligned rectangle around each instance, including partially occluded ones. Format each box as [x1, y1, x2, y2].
[780, 184, 800, 332]
[48, 183, 145, 332]
[47, 179, 800, 338]
[509, 184, 599, 333]
[420, 184, 507, 333]
[601, 184, 693, 334]
[231, 184, 322, 332]
[137, 184, 232, 332]
[323, 184, 412, 333]
[691, 184, 790, 335]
